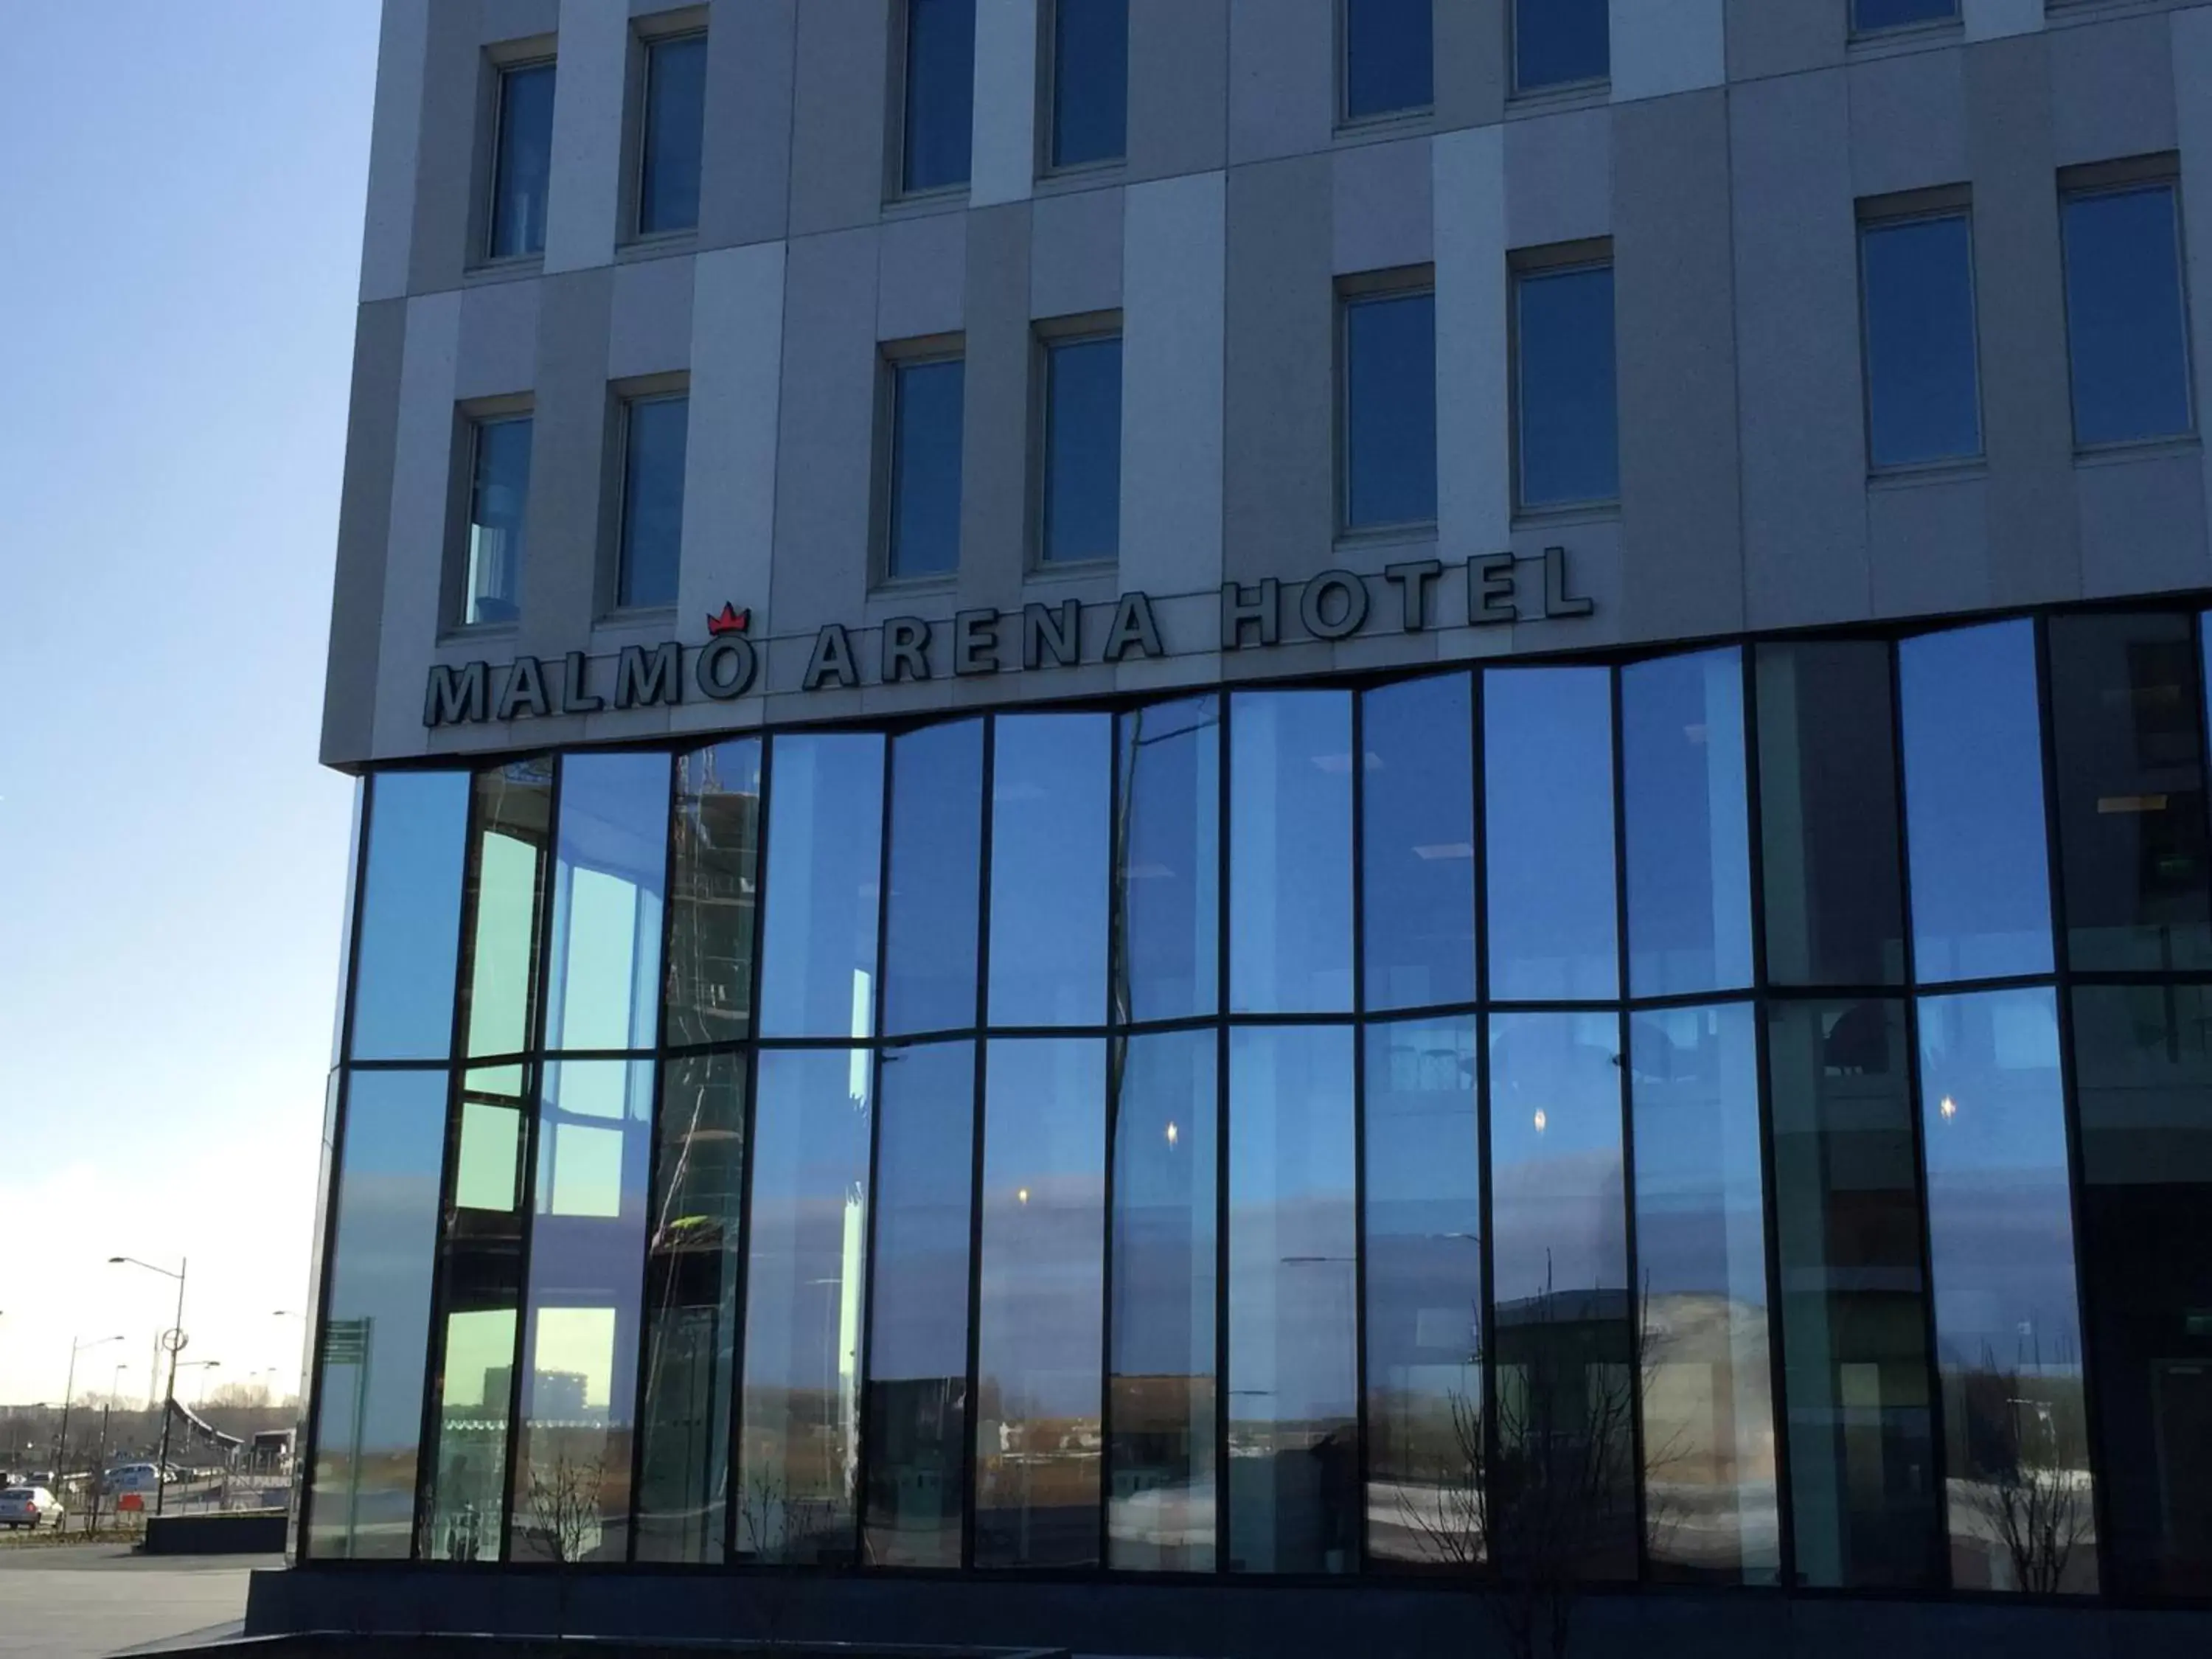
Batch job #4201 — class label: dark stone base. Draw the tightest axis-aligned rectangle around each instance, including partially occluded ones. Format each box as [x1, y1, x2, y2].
[142, 1511, 290, 1554]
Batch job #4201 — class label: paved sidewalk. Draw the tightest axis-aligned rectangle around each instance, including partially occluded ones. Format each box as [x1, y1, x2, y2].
[0, 1544, 276, 1659]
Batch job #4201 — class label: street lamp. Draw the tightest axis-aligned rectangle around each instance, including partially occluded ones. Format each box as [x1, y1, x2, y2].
[55, 1335, 126, 1481]
[176, 1360, 221, 1407]
[109, 1256, 187, 1516]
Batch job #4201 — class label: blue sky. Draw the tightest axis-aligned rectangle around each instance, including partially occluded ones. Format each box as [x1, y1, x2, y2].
[0, 4, 380, 1406]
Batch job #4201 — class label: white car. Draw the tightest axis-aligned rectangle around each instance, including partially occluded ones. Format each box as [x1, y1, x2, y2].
[0, 1486, 62, 1529]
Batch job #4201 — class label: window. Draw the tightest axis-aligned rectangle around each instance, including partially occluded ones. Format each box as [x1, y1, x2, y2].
[1853, 0, 1958, 33]
[1050, 0, 1127, 168]
[1040, 333, 1122, 563]
[886, 355, 964, 580]
[1485, 666, 1618, 999]
[615, 394, 688, 611]
[1343, 286, 1437, 532]
[1363, 674, 1474, 1010]
[1513, 0, 1607, 93]
[1230, 692, 1354, 1013]
[487, 60, 556, 260]
[1113, 698, 1220, 1023]
[664, 740, 763, 1047]
[883, 720, 984, 1037]
[900, 0, 975, 194]
[987, 714, 1111, 1025]
[1514, 261, 1618, 512]
[462, 415, 531, 627]
[542, 752, 668, 1054]
[2062, 181, 2194, 447]
[636, 32, 706, 236]
[1343, 0, 1432, 122]
[1860, 209, 1981, 468]
[757, 734, 885, 1038]
[348, 771, 472, 1061]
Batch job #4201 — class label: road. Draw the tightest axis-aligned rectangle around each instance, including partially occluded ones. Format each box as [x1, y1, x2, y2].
[0, 1543, 275, 1659]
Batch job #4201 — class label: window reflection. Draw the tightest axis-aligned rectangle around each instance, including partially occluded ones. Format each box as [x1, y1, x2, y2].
[349, 771, 471, 1061]
[990, 714, 1111, 1026]
[1231, 693, 1354, 1014]
[544, 752, 669, 1054]
[901, 0, 975, 194]
[665, 740, 762, 1047]
[1860, 214, 1982, 468]
[1344, 0, 1433, 119]
[1050, 0, 1127, 167]
[975, 1038, 1107, 1568]
[1363, 675, 1474, 1012]
[883, 720, 984, 1037]
[458, 760, 553, 1061]
[1484, 667, 1617, 1001]
[1109, 1029, 1217, 1571]
[759, 734, 884, 1039]
[637, 34, 706, 237]
[1113, 698, 1220, 1025]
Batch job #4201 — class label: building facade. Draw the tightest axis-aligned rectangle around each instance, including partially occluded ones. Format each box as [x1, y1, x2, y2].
[265, 0, 2212, 1652]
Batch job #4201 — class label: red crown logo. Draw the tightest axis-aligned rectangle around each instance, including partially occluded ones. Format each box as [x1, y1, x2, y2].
[707, 602, 751, 637]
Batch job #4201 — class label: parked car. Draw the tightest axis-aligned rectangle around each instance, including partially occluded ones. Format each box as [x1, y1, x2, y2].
[104, 1463, 161, 1494]
[0, 1486, 62, 1529]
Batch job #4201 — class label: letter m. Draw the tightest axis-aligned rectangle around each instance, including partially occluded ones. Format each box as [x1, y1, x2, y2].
[423, 662, 488, 727]
[616, 642, 684, 709]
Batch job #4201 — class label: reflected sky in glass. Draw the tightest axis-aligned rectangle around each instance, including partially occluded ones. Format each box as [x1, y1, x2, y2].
[349, 771, 470, 1061]
[1515, 265, 1617, 508]
[990, 714, 1110, 1026]
[1115, 698, 1220, 1024]
[2065, 185, 2192, 446]
[639, 35, 706, 235]
[461, 761, 552, 1062]
[1043, 336, 1122, 562]
[888, 359, 964, 579]
[902, 0, 975, 192]
[1051, 0, 1127, 166]
[1231, 692, 1354, 1014]
[545, 751, 668, 1053]
[1485, 667, 1617, 1001]
[1489, 1011, 1624, 1306]
[759, 734, 884, 1038]
[1854, 0, 1958, 30]
[1344, 291, 1437, 530]
[1346, 0, 1432, 118]
[1363, 674, 1473, 1011]
[617, 395, 688, 609]
[1514, 0, 1607, 89]
[1862, 215, 1980, 467]
[883, 720, 983, 1035]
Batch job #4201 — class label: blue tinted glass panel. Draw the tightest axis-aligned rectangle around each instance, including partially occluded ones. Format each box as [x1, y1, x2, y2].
[1516, 265, 1618, 509]
[665, 740, 762, 1047]
[903, 0, 975, 192]
[1362, 1017, 1481, 1568]
[489, 63, 555, 259]
[307, 1069, 448, 1559]
[864, 1040, 976, 1568]
[975, 1038, 1106, 1568]
[459, 761, 554, 1062]
[1514, 0, 1607, 90]
[1228, 1025, 1359, 1575]
[1051, 0, 1127, 166]
[639, 35, 706, 235]
[1863, 215, 1982, 468]
[2065, 185, 2193, 446]
[1346, 0, 1432, 119]
[1043, 336, 1122, 562]
[465, 417, 531, 626]
[1631, 1004, 1779, 1585]
[544, 751, 668, 1053]
[1624, 650, 1753, 999]
[618, 397, 688, 610]
[1230, 692, 1354, 1013]
[1345, 291, 1437, 529]
[889, 360, 965, 580]
[989, 714, 1111, 1026]
[1918, 990, 2096, 1594]
[1363, 674, 1474, 1011]
[759, 734, 886, 1038]
[1115, 698, 1220, 1023]
[1899, 621, 2053, 982]
[884, 720, 984, 1036]
[1109, 1029, 1218, 1571]
[1484, 667, 1617, 1001]
[1854, 0, 1958, 31]
[351, 771, 471, 1061]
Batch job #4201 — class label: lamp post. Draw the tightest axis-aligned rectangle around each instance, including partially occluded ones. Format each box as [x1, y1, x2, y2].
[90, 1365, 129, 1535]
[55, 1335, 125, 1481]
[109, 1256, 187, 1516]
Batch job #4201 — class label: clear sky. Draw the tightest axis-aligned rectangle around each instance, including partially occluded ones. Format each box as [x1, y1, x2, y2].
[0, 4, 380, 1408]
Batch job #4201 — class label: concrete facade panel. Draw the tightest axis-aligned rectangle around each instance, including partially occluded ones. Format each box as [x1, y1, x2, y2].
[406, 0, 485, 293]
[1029, 187, 1124, 320]
[1504, 108, 1611, 250]
[971, 0, 1040, 207]
[1227, 0, 1333, 164]
[322, 299, 408, 766]
[2050, 13, 2180, 165]
[877, 212, 968, 341]
[2076, 451, 2212, 598]
[361, 0, 429, 302]
[1126, 0, 1229, 181]
[372, 291, 464, 754]
[1610, 0, 1727, 104]
[1332, 136, 1433, 276]
[2177, 7, 2212, 530]
[1965, 0, 2046, 44]
[455, 275, 543, 399]
[1434, 0, 1507, 129]
[1850, 49, 1970, 199]
[542, 0, 627, 274]
[518, 268, 618, 658]
[1868, 476, 1993, 617]
[956, 204, 1034, 613]
[771, 229, 880, 631]
[1725, 0, 1844, 82]
[789, 0, 893, 237]
[1434, 125, 1512, 563]
[607, 253, 697, 379]
[697, 0, 796, 250]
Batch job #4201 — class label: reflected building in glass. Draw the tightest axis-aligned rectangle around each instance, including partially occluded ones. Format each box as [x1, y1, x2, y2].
[280, 4, 2212, 1653]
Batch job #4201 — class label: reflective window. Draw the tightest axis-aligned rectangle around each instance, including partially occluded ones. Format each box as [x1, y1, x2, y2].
[1861, 214, 1982, 468]
[1363, 674, 1474, 1011]
[883, 720, 984, 1037]
[1227, 1025, 1359, 1574]
[544, 751, 668, 1054]
[975, 1038, 1107, 1568]
[487, 62, 554, 260]
[887, 358, 964, 580]
[1854, 0, 1958, 29]
[902, 0, 975, 193]
[1918, 990, 2095, 1593]
[1630, 1004, 1778, 1585]
[1109, 1029, 1217, 1571]
[1343, 290, 1438, 531]
[350, 771, 471, 1062]
[1765, 1000, 1942, 1588]
[1362, 1017, 1481, 1568]
[637, 34, 706, 236]
[1899, 621, 2053, 982]
[2071, 982, 2212, 1598]
[758, 734, 885, 1038]
[737, 1049, 872, 1563]
[1114, 698, 1220, 1024]
[2064, 183, 2194, 446]
[1514, 264, 1618, 509]
[463, 417, 531, 627]
[1484, 667, 1617, 1001]
[634, 1052, 747, 1562]
[990, 714, 1110, 1026]
[1624, 650, 1753, 1000]
[616, 395, 688, 611]
[1514, 0, 1607, 89]
[459, 761, 553, 1063]
[665, 740, 762, 1047]
[1230, 692, 1354, 1014]
[1756, 642, 1907, 988]
[864, 1041, 976, 1568]
[1344, 0, 1431, 119]
[307, 1069, 447, 1559]
[1041, 335, 1122, 563]
[509, 1060, 653, 1562]
[2048, 612, 2212, 973]
[1051, 0, 1127, 168]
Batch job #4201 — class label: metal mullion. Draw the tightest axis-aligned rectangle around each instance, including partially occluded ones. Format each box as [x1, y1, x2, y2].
[853, 733, 898, 1564]
[961, 715, 997, 1573]
[1610, 662, 1642, 1582]
[723, 733, 775, 1562]
[1098, 710, 1124, 1569]
[1214, 692, 1234, 1576]
[1349, 688, 1371, 1569]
